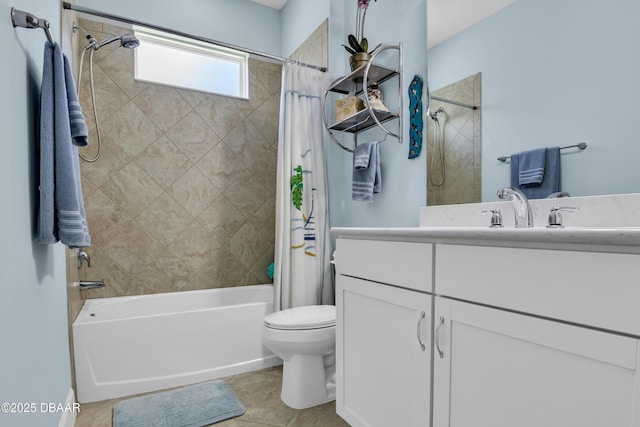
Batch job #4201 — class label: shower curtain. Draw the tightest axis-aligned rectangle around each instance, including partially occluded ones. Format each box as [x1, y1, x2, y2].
[274, 62, 332, 311]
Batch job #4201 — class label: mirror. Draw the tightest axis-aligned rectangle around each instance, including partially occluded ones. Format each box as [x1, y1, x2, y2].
[427, 0, 640, 204]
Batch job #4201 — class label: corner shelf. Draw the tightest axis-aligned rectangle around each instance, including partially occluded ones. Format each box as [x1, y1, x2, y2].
[322, 43, 403, 153]
[327, 109, 399, 134]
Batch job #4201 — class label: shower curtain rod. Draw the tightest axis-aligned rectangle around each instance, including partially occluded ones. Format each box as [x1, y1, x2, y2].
[431, 95, 477, 110]
[62, 2, 327, 73]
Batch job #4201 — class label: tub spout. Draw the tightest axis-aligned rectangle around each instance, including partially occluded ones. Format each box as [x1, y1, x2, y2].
[79, 280, 106, 291]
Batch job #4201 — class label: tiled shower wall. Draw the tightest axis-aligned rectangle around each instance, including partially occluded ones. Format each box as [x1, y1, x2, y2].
[427, 73, 482, 206]
[68, 19, 328, 304]
[74, 19, 280, 299]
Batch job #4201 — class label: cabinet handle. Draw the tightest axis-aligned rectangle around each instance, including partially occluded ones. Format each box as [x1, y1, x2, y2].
[435, 316, 445, 359]
[416, 311, 426, 351]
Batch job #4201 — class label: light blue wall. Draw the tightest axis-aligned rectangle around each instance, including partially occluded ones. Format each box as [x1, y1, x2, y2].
[1, 1, 72, 426]
[280, 0, 329, 58]
[78, 0, 282, 56]
[327, 0, 428, 227]
[429, 0, 640, 201]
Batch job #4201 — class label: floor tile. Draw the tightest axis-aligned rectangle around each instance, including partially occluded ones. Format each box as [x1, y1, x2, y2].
[74, 367, 349, 427]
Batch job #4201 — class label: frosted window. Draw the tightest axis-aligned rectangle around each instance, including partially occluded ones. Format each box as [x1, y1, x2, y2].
[133, 26, 249, 99]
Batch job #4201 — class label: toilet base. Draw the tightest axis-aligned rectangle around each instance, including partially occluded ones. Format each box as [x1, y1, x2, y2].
[281, 354, 336, 409]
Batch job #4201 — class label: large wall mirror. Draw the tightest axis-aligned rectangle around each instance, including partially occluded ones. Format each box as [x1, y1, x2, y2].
[427, 0, 640, 205]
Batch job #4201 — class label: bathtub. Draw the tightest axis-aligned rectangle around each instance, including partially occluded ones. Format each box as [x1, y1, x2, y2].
[73, 284, 280, 403]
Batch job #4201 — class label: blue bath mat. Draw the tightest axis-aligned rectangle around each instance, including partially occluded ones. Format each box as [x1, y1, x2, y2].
[113, 380, 245, 427]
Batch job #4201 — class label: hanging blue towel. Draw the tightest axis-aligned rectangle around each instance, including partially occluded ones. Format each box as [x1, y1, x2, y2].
[38, 41, 91, 248]
[352, 141, 381, 202]
[510, 147, 561, 199]
[518, 147, 546, 184]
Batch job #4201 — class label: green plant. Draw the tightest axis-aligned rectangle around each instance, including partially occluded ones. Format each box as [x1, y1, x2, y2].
[343, 0, 378, 55]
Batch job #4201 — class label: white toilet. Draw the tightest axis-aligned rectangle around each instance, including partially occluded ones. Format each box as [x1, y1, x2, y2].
[262, 305, 336, 409]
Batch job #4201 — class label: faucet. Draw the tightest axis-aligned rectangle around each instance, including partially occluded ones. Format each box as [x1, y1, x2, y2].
[78, 280, 106, 291]
[496, 187, 534, 228]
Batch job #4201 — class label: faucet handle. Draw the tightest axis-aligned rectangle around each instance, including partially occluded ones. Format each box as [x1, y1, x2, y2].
[482, 209, 504, 228]
[77, 248, 91, 269]
[546, 206, 579, 228]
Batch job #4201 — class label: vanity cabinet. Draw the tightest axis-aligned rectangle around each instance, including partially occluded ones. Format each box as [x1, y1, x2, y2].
[432, 297, 640, 427]
[431, 243, 640, 426]
[335, 239, 433, 427]
[334, 232, 640, 427]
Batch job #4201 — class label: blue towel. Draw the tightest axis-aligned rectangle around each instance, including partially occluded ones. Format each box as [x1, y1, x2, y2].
[352, 141, 381, 202]
[38, 42, 91, 247]
[510, 146, 561, 199]
[518, 148, 546, 185]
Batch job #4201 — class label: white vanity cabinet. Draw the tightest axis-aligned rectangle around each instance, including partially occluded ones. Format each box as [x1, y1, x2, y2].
[335, 239, 433, 427]
[432, 298, 640, 427]
[334, 229, 640, 427]
[433, 244, 640, 427]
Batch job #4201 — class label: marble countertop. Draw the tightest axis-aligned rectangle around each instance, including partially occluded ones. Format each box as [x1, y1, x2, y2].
[331, 226, 640, 254]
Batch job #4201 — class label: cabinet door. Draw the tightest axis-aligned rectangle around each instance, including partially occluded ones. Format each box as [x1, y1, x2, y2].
[336, 275, 431, 427]
[433, 298, 640, 427]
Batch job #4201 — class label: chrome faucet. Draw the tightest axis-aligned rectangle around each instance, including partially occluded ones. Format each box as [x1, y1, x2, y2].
[78, 280, 106, 291]
[497, 187, 534, 228]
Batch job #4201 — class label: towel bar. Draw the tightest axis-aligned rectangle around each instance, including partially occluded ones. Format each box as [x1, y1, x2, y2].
[11, 7, 55, 47]
[498, 142, 587, 162]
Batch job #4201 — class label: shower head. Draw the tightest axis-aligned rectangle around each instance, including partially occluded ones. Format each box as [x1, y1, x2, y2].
[95, 33, 140, 50]
[120, 34, 140, 49]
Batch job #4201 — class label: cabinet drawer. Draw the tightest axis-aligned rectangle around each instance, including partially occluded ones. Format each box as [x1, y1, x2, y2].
[436, 244, 640, 336]
[335, 239, 432, 293]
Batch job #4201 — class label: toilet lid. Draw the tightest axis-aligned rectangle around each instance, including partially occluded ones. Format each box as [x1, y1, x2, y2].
[264, 305, 336, 330]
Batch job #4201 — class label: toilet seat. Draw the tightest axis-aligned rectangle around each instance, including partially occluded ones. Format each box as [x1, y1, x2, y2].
[264, 305, 335, 330]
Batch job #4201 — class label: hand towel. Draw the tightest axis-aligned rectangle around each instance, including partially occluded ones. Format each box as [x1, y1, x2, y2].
[510, 146, 561, 199]
[352, 141, 381, 202]
[518, 147, 546, 185]
[38, 41, 91, 248]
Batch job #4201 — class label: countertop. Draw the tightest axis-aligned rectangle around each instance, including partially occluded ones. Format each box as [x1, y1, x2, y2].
[331, 226, 640, 254]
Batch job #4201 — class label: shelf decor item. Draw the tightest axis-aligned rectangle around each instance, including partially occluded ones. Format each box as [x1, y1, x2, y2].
[343, 0, 379, 71]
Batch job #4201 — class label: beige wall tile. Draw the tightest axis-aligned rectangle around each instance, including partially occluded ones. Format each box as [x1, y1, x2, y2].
[167, 166, 221, 218]
[137, 193, 193, 246]
[101, 162, 163, 216]
[135, 136, 192, 189]
[102, 101, 163, 157]
[166, 111, 221, 163]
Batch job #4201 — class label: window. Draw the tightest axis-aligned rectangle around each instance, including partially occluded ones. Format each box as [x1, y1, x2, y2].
[133, 26, 249, 99]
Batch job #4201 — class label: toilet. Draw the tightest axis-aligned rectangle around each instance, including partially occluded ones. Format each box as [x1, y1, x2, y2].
[262, 305, 336, 409]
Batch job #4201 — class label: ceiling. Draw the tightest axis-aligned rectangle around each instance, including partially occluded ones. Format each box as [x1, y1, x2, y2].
[249, 0, 515, 47]
[249, 0, 288, 10]
[428, 0, 515, 47]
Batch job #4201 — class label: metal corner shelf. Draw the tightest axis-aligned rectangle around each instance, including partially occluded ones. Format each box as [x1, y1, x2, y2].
[327, 109, 399, 134]
[322, 43, 403, 153]
[327, 64, 399, 95]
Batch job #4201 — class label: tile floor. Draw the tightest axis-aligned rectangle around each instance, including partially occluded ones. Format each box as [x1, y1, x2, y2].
[74, 366, 350, 427]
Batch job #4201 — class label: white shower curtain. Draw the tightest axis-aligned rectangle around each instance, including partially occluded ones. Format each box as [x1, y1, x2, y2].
[274, 62, 332, 311]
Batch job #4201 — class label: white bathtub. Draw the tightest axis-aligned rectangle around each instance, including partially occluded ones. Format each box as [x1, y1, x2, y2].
[73, 284, 280, 403]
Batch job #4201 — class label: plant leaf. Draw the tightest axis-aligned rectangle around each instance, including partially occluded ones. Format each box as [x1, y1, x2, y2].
[348, 34, 364, 52]
[360, 38, 368, 53]
[342, 44, 357, 55]
[291, 165, 303, 211]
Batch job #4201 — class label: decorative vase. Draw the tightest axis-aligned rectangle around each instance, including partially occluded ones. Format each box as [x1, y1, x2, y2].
[349, 52, 373, 72]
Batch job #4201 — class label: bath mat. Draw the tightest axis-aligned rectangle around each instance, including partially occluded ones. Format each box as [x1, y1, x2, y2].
[113, 380, 245, 427]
